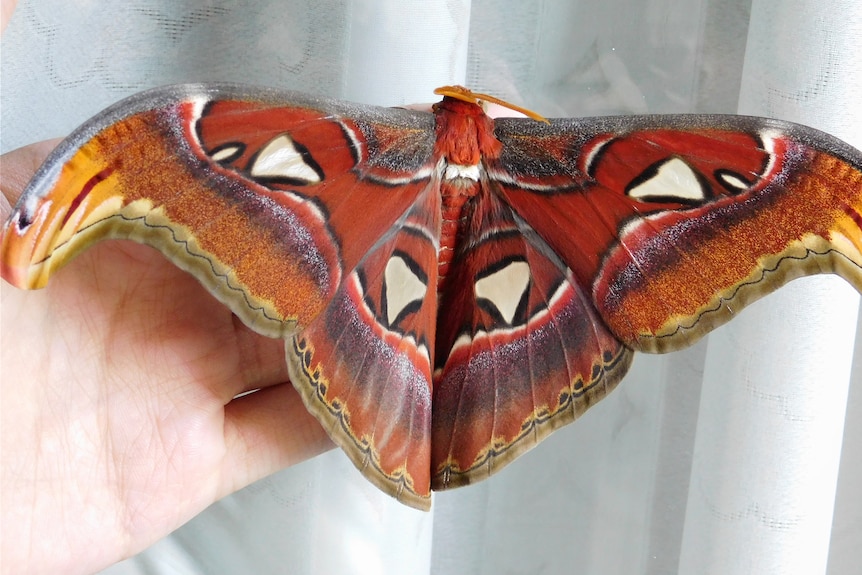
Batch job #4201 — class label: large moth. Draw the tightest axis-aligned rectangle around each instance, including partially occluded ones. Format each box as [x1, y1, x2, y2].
[2, 84, 860, 509]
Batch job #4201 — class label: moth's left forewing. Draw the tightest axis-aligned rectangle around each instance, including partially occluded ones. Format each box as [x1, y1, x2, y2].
[491, 115, 862, 353]
[1, 86, 441, 339]
[2, 86, 356, 336]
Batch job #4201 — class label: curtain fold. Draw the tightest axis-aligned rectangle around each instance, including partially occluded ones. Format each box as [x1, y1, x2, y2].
[1, 1, 858, 574]
[679, 3, 862, 574]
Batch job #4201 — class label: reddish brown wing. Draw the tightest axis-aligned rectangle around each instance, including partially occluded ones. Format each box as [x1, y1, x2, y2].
[428, 114, 862, 489]
[0, 84, 442, 509]
[489, 115, 862, 352]
[430, 182, 632, 489]
[195, 96, 445, 507]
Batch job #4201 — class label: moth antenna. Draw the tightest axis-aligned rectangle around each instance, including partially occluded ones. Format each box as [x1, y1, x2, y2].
[434, 85, 549, 124]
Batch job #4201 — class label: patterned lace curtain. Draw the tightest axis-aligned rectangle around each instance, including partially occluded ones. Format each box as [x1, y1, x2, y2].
[1, 1, 859, 573]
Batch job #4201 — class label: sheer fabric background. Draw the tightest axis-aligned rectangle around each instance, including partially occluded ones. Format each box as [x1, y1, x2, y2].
[1, 0, 860, 573]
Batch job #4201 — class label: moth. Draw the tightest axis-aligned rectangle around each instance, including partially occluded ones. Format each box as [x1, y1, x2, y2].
[2, 84, 860, 510]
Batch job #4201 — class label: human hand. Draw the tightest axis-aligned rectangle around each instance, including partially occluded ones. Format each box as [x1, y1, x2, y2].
[0, 140, 333, 574]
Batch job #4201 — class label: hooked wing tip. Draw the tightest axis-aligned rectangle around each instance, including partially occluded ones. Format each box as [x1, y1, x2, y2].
[0, 213, 40, 289]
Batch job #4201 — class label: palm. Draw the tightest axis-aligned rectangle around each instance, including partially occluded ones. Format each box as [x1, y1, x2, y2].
[1, 144, 332, 574]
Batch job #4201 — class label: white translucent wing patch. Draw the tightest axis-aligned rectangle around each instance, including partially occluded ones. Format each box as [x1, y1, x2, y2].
[384, 255, 427, 326]
[717, 171, 750, 191]
[211, 145, 243, 163]
[628, 157, 705, 202]
[474, 260, 531, 325]
[250, 134, 322, 184]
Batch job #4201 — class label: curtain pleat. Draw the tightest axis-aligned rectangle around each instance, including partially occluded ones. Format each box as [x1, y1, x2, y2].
[679, 3, 861, 574]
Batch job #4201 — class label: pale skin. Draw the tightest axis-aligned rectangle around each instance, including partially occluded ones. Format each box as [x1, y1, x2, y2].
[1, 2, 333, 574]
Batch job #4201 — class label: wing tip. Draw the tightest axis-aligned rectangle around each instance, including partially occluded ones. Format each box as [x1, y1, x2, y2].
[1, 218, 42, 289]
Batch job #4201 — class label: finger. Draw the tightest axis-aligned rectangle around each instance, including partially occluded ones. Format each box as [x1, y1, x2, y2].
[229, 316, 293, 396]
[1, 0, 17, 35]
[218, 381, 334, 496]
[0, 139, 63, 219]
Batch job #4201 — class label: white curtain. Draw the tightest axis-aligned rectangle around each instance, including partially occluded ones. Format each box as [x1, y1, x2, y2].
[1, 1, 859, 573]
